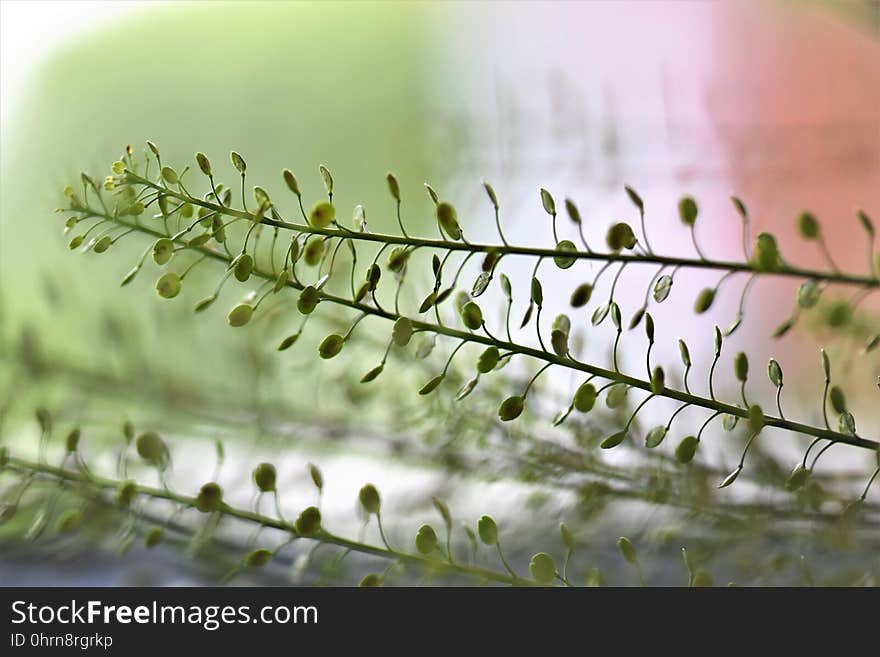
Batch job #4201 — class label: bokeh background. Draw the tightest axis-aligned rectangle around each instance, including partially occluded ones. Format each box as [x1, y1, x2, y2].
[1, 0, 878, 586]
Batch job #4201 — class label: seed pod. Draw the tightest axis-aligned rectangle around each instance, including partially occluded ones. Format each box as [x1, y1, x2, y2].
[230, 151, 246, 173]
[570, 283, 593, 308]
[477, 346, 500, 373]
[297, 286, 319, 314]
[156, 272, 181, 299]
[359, 484, 381, 515]
[472, 271, 492, 297]
[227, 303, 254, 327]
[388, 317, 413, 347]
[734, 352, 749, 382]
[415, 524, 439, 554]
[716, 465, 742, 489]
[233, 253, 254, 281]
[318, 164, 333, 196]
[797, 279, 822, 308]
[387, 247, 409, 272]
[564, 198, 581, 224]
[309, 201, 335, 228]
[419, 375, 444, 395]
[551, 328, 569, 357]
[68, 235, 84, 250]
[117, 480, 137, 507]
[821, 349, 831, 381]
[606, 222, 637, 251]
[65, 428, 80, 452]
[318, 334, 344, 359]
[650, 366, 665, 394]
[772, 318, 794, 338]
[768, 358, 783, 387]
[531, 277, 543, 306]
[92, 235, 112, 253]
[194, 152, 212, 176]
[144, 527, 164, 548]
[747, 404, 765, 434]
[418, 291, 438, 314]
[436, 202, 461, 240]
[359, 574, 382, 587]
[865, 333, 879, 353]
[595, 428, 626, 450]
[529, 552, 557, 584]
[553, 240, 577, 269]
[675, 435, 699, 463]
[283, 169, 300, 197]
[540, 188, 556, 216]
[253, 186, 271, 207]
[481, 180, 499, 209]
[645, 425, 667, 448]
[56, 510, 81, 533]
[360, 364, 384, 383]
[477, 515, 498, 545]
[152, 238, 175, 265]
[797, 212, 820, 240]
[605, 384, 629, 408]
[617, 537, 637, 564]
[724, 414, 739, 431]
[573, 382, 597, 413]
[498, 396, 524, 421]
[825, 299, 851, 328]
[295, 506, 322, 536]
[640, 312, 654, 343]
[386, 172, 401, 201]
[195, 482, 223, 513]
[161, 166, 178, 184]
[461, 301, 483, 330]
[694, 287, 715, 314]
[245, 548, 272, 568]
[302, 465, 322, 494]
[753, 232, 782, 272]
[136, 431, 165, 464]
[499, 273, 512, 300]
[253, 462, 277, 492]
[839, 411, 856, 436]
[678, 196, 698, 225]
[121, 265, 140, 286]
[829, 385, 846, 414]
[272, 268, 291, 293]
[560, 523, 575, 550]
[785, 464, 809, 491]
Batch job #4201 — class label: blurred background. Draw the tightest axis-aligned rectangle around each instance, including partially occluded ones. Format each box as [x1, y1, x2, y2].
[1, 0, 878, 586]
